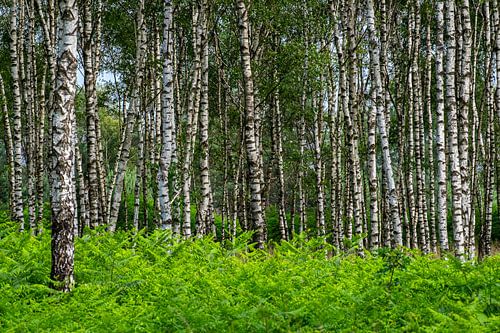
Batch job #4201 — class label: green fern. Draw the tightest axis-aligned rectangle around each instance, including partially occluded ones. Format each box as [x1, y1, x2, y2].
[0, 226, 498, 332]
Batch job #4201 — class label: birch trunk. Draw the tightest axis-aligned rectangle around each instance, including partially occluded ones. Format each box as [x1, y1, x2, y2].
[412, 6, 429, 252]
[50, 0, 78, 292]
[479, 1, 494, 260]
[436, 0, 449, 252]
[236, 0, 265, 248]
[445, 0, 465, 258]
[334, 15, 348, 244]
[158, 0, 174, 230]
[26, 0, 38, 233]
[407, 10, 417, 249]
[35, 0, 56, 207]
[142, 88, 150, 230]
[493, 0, 500, 122]
[75, 144, 88, 235]
[36, 66, 47, 235]
[313, 93, 326, 237]
[468, 4, 481, 259]
[82, 0, 103, 228]
[0, 75, 15, 217]
[345, 0, 362, 250]
[197, 0, 214, 235]
[182, 3, 202, 238]
[133, 112, 145, 230]
[458, 0, 472, 257]
[379, 105, 401, 247]
[108, 0, 146, 230]
[425, 21, 437, 253]
[367, 82, 378, 249]
[298, 65, 307, 235]
[328, 64, 341, 248]
[9, 0, 25, 229]
[274, 87, 288, 240]
[366, 0, 402, 247]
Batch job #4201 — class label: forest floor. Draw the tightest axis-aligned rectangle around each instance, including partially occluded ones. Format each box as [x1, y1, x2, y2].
[0, 223, 499, 332]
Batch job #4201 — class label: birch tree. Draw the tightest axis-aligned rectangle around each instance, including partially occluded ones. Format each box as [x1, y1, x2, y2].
[181, 3, 202, 238]
[50, 0, 78, 292]
[158, 0, 174, 231]
[435, 0, 449, 252]
[82, 0, 104, 228]
[108, 0, 146, 230]
[9, 0, 25, 229]
[197, 0, 214, 235]
[445, 0, 465, 258]
[479, 0, 494, 259]
[236, 0, 265, 248]
[458, 0, 472, 257]
[0, 75, 15, 216]
[366, 0, 401, 248]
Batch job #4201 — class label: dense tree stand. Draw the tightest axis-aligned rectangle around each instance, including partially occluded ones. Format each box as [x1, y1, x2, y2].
[0, 0, 498, 273]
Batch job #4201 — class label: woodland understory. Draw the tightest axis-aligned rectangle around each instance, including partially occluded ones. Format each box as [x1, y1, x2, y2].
[0, 0, 499, 294]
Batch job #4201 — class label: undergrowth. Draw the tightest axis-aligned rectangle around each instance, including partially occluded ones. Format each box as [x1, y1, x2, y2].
[0, 223, 499, 332]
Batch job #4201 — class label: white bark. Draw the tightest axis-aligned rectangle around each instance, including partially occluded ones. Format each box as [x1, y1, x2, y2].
[181, 4, 202, 238]
[298, 56, 308, 235]
[480, 0, 494, 259]
[345, 0, 363, 249]
[26, 0, 38, 234]
[435, 0, 449, 252]
[197, 0, 214, 235]
[0, 75, 15, 217]
[9, 0, 25, 229]
[108, 0, 146, 230]
[425, 22, 437, 253]
[458, 0, 472, 257]
[236, 0, 265, 247]
[82, 0, 104, 228]
[313, 93, 326, 237]
[133, 114, 145, 230]
[445, 0, 465, 258]
[493, 0, 500, 122]
[274, 86, 288, 240]
[50, 0, 78, 292]
[158, 0, 174, 231]
[411, 6, 428, 253]
[366, 0, 401, 247]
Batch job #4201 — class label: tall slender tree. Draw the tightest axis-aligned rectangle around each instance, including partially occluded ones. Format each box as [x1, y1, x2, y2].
[108, 0, 146, 230]
[445, 0, 465, 258]
[0, 75, 15, 216]
[435, 0, 449, 252]
[197, 0, 214, 235]
[181, 3, 202, 238]
[458, 0, 472, 257]
[158, 0, 175, 231]
[236, 0, 265, 248]
[82, 0, 104, 228]
[9, 0, 25, 229]
[50, 0, 78, 292]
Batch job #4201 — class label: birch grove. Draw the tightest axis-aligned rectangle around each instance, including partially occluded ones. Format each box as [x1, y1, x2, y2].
[1, 0, 499, 289]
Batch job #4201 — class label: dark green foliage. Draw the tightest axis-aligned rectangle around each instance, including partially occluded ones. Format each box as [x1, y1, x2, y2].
[0, 225, 499, 332]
